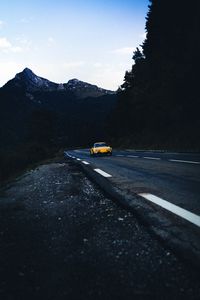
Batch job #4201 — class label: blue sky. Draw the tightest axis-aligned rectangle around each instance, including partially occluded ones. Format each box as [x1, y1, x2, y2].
[0, 0, 149, 90]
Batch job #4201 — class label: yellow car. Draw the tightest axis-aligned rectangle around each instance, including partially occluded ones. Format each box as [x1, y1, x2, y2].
[90, 142, 112, 156]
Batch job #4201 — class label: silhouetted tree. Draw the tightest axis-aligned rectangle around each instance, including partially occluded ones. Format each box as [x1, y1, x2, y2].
[109, 0, 200, 150]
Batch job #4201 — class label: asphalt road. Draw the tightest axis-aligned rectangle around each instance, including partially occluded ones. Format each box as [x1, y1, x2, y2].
[0, 159, 200, 299]
[65, 149, 200, 263]
[65, 149, 200, 215]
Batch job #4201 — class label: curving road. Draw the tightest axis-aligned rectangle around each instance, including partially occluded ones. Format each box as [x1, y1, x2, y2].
[65, 149, 200, 215]
[65, 149, 200, 263]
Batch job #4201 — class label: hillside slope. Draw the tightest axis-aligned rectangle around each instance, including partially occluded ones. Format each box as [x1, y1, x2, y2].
[0, 68, 116, 180]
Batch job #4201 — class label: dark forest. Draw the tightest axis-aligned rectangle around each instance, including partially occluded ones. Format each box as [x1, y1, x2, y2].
[109, 0, 200, 150]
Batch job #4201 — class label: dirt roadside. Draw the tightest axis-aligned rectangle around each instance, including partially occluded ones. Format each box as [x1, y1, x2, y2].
[0, 159, 199, 300]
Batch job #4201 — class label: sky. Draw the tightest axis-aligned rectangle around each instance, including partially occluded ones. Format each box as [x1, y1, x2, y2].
[0, 0, 149, 90]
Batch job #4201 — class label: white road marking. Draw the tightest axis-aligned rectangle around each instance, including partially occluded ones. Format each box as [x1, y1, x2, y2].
[76, 158, 81, 161]
[74, 149, 89, 154]
[169, 159, 200, 165]
[139, 193, 200, 227]
[143, 157, 161, 160]
[116, 155, 124, 157]
[82, 161, 90, 165]
[94, 169, 112, 178]
[127, 155, 139, 158]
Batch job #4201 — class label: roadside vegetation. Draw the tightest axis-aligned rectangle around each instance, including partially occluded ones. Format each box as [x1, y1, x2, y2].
[0, 143, 57, 183]
[0, 91, 115, 182]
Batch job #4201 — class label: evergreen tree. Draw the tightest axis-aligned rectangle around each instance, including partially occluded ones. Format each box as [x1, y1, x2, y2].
[109, 0, 200, 150]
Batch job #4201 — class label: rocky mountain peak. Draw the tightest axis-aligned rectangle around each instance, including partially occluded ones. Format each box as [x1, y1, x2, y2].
[65, 78, 92, 89]
[3, 68, 115, 97]
[22, 67, 35, 77]
[15, 68, 39, 81]
[64, 78, 115, 98]
[6, 68, 58, 92]
[68, 78, 80, 84]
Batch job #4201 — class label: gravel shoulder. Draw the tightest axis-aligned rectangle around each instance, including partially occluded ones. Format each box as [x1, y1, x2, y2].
[0, 159, 199, 300]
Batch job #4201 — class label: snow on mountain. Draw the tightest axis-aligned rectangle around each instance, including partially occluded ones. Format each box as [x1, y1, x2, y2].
[3, 68, 115, 98]
[64, 78, 115, 98]
[11, 68, 59, 92]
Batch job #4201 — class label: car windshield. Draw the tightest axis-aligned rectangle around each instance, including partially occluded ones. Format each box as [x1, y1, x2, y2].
[94, 143, 107, 148]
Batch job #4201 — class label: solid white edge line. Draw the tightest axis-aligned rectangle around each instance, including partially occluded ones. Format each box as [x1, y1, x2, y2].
[82, 161, 90, 165]
[65, 153, 76, 159]
[143, 157, 161, 160]
[139, 193, 200, 227]
[169, 159, 200, 165]
[94, 168, 112, 178]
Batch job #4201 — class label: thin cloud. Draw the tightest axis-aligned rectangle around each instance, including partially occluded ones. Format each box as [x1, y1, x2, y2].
[111, 47, 135, 55]
[140, 32, 146, 39]
[0, 37, 11, 49]
[0, 61, 24, 87]
[11, 46, 23, 53]
[47, 37, 56, 47]
[93, 62, 103, 68]
[0, 37, 23, 53]
[19, 17, 34, 24]
[15, 36, 32, 51]
[0, 20, 5, 29]
[48, 37, 55, 44]
[63, 61, 85, 69]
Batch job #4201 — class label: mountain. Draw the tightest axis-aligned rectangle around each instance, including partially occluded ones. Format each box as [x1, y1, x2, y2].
[0, 68, 116, 144]
[0, 68, 117, 180]
[4, 68, 59, 92]
[64, 78, 114, 99]
[3, 68, 114, 98]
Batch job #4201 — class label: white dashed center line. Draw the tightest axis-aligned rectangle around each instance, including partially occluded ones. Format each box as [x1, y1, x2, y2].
[127, 155, 139, 158]
[143, 157, 161, 160]
[82, 161, 90, 165]
[116, 155, 124, 157]
[169, 159, 200, 165]
[94, 169, 112, 178]
[139, 193, 200, 227]
[76, 158, 81, 161]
